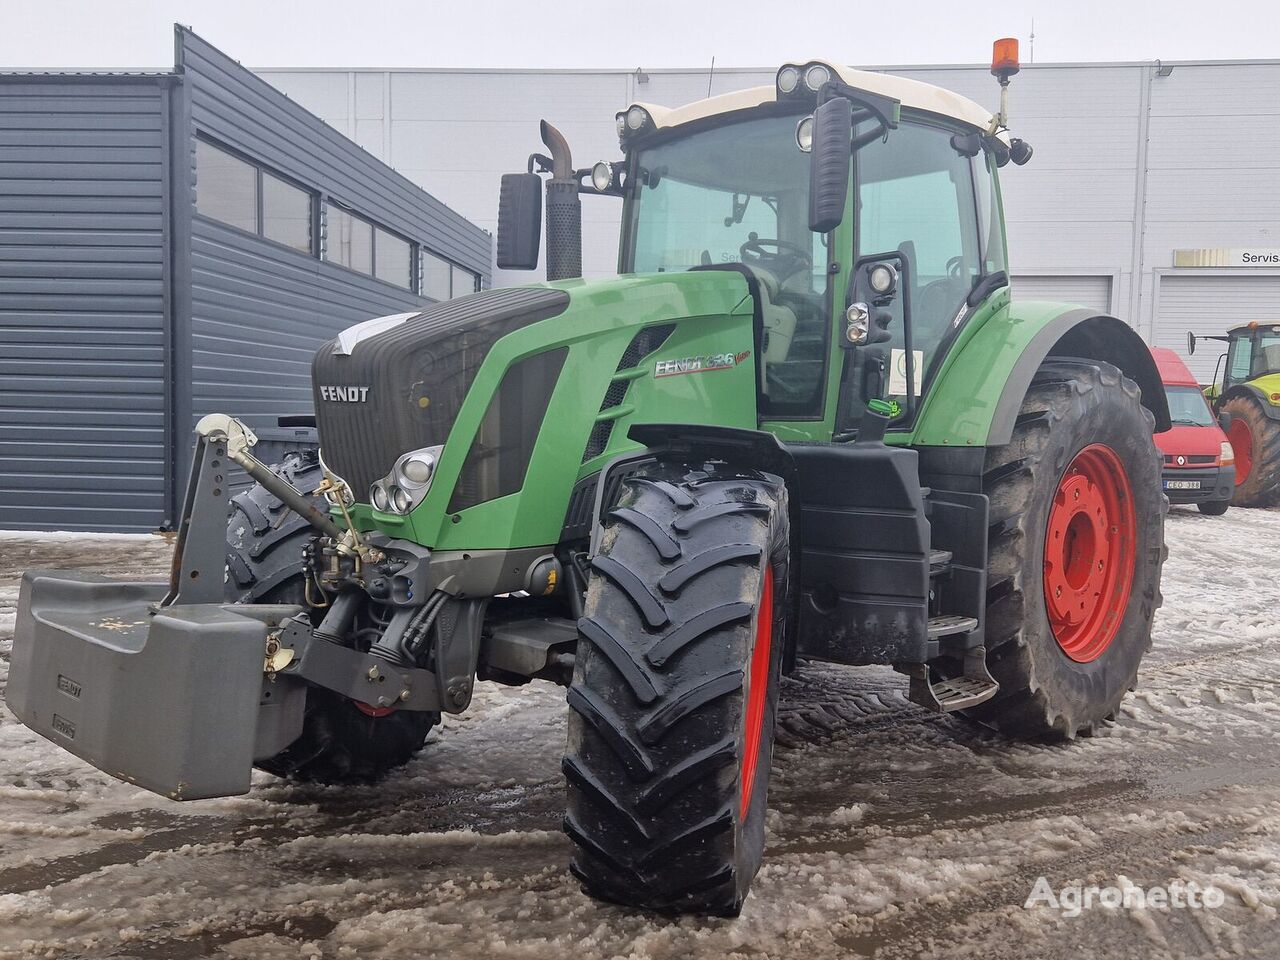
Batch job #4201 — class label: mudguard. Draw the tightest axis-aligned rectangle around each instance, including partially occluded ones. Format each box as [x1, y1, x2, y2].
[911, 297, 1171, 448]
[1223, 380, 1280, 421]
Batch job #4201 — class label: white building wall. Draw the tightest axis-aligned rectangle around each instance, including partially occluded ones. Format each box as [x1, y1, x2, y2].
[260, 60, 1280, 376]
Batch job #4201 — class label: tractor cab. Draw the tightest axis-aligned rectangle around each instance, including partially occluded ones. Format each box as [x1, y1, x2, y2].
[498, 57, 1034, 442]
[1189, 323, 1280, 505]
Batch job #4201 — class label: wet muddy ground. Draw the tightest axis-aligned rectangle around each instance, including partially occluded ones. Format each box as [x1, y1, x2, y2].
[1, 509, 1278, 959]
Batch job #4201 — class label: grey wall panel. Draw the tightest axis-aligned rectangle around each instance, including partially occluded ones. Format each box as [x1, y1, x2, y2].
[1153, 274, 1280, 382]
[188, 217, 423, 431]
[1013, 275, 1115, 314]
[0, 77, 169, 531]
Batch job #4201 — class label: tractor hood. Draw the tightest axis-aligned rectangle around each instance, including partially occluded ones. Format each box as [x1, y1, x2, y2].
[313, 271, 758, 546]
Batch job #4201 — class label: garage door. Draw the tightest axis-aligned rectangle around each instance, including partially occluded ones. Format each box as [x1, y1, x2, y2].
[1012, 275, 1114, 313]
[1154, 274, 1280, 382]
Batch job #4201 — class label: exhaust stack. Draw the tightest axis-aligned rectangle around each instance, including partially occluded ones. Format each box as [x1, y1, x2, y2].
[540, 120, 582, 281]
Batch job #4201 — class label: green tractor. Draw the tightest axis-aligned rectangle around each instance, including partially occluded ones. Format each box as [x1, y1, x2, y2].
[1190, 323, 1280, 507]
[6, 43, 1170, 916]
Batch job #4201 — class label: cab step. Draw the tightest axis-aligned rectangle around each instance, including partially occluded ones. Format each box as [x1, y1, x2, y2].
[898, 644, 999, 713]
[928, 549, 953, 575]
[927, 613, 976, 638]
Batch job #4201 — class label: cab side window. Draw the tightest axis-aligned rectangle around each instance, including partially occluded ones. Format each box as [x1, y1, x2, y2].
[1227, 336, 1253, 384]
[856, 122, 981, 383]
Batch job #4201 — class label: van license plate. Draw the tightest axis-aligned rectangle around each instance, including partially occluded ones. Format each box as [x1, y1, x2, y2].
[1165, 480, 1201, 490]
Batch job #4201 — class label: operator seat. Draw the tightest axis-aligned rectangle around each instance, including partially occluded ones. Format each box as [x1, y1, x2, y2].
[753, 265, 799, 368]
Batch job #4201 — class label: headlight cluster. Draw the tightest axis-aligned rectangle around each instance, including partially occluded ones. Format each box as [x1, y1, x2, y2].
[1220, 440, 1236, 466]
[615, 105, 654, 144]
[369, 445, 444, 516]
[777, 62, 836, 99]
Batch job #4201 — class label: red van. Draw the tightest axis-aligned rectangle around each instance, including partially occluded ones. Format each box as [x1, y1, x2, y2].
[1152, 347, 1235, 515]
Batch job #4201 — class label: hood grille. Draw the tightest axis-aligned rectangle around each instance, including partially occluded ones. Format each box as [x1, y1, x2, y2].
[312, 288, 571, 498]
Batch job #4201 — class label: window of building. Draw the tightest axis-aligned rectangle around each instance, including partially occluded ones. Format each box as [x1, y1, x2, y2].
[326, 206, 374, 274]
[375, 228, 413, 290]
[421, 249, 478, 300]
[262, 172, 312, 253]
[423, 250, 452, 300]
[195, 139, 257, 233]
[452, 264, 479, 297]
[196, 138, 315, 254]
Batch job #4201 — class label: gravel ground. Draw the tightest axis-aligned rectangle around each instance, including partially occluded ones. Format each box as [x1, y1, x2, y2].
[1, 506, 1278, 960]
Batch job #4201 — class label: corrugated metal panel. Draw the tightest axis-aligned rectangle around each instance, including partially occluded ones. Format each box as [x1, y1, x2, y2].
[0, 77, 168, 531]
[177, 28, 490, 450]
[180, 31, 490, 280]
[1013, 275, 1114, 313]
[1154, 274, 1280, 381]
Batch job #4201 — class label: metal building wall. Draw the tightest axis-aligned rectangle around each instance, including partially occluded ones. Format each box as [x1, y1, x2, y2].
[171, 28, 493, 522]
[0, 75, 172, 531]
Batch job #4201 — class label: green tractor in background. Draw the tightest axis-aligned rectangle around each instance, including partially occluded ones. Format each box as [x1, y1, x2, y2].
[7, 41, 1170, 917]
[1190, 323, 1280, 507]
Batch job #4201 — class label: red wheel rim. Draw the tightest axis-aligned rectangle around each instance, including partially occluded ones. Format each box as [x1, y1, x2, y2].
[354, 701, 395, 718]
[740, 566, 774, 817]
[1043, 445, 1137, 663]
[1228, 418, 1254, 486]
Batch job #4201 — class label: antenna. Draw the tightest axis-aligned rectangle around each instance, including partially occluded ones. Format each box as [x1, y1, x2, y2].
[707, 56, 716, 97]
[1029, 19, 1035, 64]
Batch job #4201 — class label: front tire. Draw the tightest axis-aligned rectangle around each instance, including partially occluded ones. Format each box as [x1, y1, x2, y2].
[226, 450, 437, 783]
[564, 462, 789, 916]
[1223, 395, 1280, 507]
[967, 359, 1165, 739]
[1197, 499, 1230, 517]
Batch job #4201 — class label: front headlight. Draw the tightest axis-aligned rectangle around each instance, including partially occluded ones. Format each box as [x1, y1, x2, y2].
[389, 485, 412, 514]
[401, 451, 436, 485]
[372, 444, 445, 515]
[1220, 440, 1236, 465]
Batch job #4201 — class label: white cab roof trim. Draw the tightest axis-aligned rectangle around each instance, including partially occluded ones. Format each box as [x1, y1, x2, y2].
[334, 311, 421, 355]
[632, 63, 995, 134]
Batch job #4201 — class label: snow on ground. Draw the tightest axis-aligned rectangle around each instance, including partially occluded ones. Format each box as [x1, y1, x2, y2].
[0, 509, 1278, 959]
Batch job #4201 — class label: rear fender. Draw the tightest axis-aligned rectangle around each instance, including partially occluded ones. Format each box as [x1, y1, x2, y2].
[913, 305, 1172, 448]
[1223, 380, 1280, 421]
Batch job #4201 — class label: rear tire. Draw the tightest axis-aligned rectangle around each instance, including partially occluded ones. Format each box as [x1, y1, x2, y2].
[966, 359, 1165, 739]
[1223, 394, 1280, 508]
[1197, 499, 1230, 516]
[226, 450, 437, 783]
[564, 461, 789, 916]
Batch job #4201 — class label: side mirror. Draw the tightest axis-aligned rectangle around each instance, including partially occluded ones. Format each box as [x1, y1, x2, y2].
[496, 173, 542, 270]
[808, 97, 852, 234]
[1187, 331, 1197, 355]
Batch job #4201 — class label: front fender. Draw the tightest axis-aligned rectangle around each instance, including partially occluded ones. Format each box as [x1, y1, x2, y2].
[911, 299, 1171, 448]
[1223, 377, 1280, 421]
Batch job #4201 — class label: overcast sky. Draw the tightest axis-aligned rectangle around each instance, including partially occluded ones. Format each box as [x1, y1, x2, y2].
[4, 0, 1279, 70]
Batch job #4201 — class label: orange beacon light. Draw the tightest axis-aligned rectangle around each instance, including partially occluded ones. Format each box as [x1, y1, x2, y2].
[991, 38, 1020, 80]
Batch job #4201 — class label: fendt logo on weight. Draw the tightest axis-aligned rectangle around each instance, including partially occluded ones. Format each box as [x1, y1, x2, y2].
[319, 385, 370, 403]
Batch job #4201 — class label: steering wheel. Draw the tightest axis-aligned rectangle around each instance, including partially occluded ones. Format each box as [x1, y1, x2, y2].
[740, 234, 811, 283]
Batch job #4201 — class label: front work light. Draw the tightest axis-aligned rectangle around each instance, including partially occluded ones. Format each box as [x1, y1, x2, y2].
[795, 115, 814, 152]
[626, 105, 650, 130]
[591, 161, 614, 192]
[804, 63, 832, 91]
[777, 65, 801, 94]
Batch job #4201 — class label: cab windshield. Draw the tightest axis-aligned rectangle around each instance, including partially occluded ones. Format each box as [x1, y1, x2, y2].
[1166, 385, 1215, 427]
[622, 112, 829, 415]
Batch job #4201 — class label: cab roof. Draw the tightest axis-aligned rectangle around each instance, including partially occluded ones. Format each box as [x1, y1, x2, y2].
[628, 62, 995, 137]
[1151, 347, 1199, 387]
